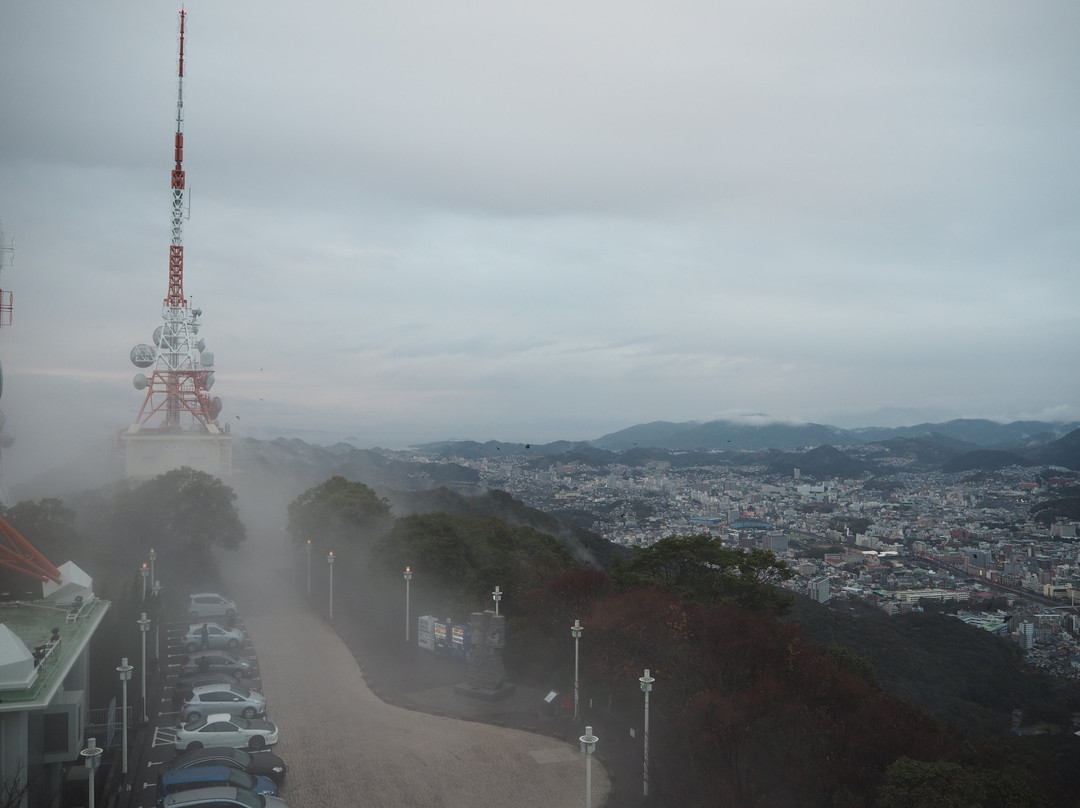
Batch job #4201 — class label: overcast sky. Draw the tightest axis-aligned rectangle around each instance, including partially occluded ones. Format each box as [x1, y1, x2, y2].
[1, 1, 1078, 481]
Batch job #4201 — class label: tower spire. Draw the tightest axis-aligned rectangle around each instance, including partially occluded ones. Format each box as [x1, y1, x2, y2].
[167, 8, 187, 309]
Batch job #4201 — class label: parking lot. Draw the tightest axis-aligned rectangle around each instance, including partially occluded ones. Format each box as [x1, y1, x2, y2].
[122, 535, 611, 808]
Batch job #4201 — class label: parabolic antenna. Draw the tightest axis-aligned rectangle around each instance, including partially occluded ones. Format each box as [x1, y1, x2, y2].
[210, 396, 223, 418]
[133, 373, 148, 390]
[130, 344, 156, 368]
[153, 326, 162, 346]
[205, 372, 215, 390]
[200, 350, 214, 368]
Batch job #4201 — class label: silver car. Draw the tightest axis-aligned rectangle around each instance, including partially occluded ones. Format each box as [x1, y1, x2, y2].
[187, 593, 238, 621]
[181, 683, 267, 722]
[179, 651, 254, 679]
[182, 622, 245, 653]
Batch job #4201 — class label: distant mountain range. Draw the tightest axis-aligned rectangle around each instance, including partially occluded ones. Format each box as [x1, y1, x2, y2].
[414, 418, 1080, 475]
[590, 418, 1079, 452]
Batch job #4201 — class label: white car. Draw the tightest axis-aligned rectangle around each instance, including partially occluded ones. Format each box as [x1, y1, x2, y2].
[174, 713, 279, 752]
[181, 622, 245, 653]
[187, 593, 238, 621]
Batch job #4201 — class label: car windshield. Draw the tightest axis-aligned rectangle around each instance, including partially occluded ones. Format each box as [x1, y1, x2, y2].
[183, 717, 208, 730]
[230, 790, 263, 808]
[229, 771, 256, 790]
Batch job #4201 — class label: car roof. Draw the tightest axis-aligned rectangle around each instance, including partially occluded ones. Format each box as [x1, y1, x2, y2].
[189, 683, 249, 697]
[162, 786, 260, 808]
[170, 746, 251, 767]
[180, 673, 240, 685]
[203, 713, 239, 723]
[160, 766, 250, 786]
[184, 650, 242, 661]
[189, 593, 230, 599]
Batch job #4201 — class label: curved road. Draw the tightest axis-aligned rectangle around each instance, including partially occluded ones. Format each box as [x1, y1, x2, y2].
[219, 534, 611, 808]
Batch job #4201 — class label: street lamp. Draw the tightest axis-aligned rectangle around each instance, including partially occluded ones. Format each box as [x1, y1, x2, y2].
[492, 585, 502, 616]
[116, 658, 133, 778]
[140, 562, 149, 600]
[80, 737, 103, 808]
[138, 613, 150, 721]
[306, 539, 312, 599]
[404, 566, 413, 643]
[640, 668, 655, 797]
[327, 552, 335, 620]
[151, 580, 162, 661]
[571, 618, 583, 721]
[579, 725, 598, 808]
[148, 547, 156, 585]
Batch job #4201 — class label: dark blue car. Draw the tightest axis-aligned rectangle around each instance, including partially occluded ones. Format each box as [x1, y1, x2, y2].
[158, 765, 277, 804]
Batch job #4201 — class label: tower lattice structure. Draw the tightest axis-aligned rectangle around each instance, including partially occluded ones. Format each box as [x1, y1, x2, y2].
[129, 9, 222, 434]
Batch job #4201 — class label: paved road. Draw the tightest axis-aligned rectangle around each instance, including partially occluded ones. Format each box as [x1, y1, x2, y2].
[218, 534, 611, 808]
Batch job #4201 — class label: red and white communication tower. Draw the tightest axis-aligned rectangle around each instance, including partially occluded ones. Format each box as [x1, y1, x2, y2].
[121, 11, 231, 478]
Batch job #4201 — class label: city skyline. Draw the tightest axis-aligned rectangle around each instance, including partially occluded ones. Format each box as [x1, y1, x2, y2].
[1, 1, 1078, 483]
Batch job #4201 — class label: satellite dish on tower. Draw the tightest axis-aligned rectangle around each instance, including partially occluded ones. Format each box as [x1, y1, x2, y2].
[130, 344, 156, 368]
[152, 326, 162, 346]
[210, 397, 223, 418]
[133, 373, 148, 390]
[200, 350, 214, 368]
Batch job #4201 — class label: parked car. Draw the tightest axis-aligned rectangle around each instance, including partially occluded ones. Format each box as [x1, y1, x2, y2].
[174, 713, 278, 752]
[181, 683, 267, 722]
[181, 622, 246, 653]
[187, 593, 238, 621]
[174, 672, 250, 707]
[162, 786, 289, 808]
[165, 746, 287, 786]
[158, 766, 277, 804]
[179, 651, 254, 678]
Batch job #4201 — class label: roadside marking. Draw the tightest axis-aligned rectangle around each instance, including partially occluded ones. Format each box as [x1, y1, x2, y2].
[153, 726, 179, 747]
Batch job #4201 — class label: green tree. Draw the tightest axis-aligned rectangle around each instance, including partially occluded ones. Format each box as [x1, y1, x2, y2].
[875, 757, 1045, 808]
[612, 534, 793, 612]
[287, 476, 391, 547]
[111, 467, 245, 558]
[0, 498, 78, 565]
[371, 512, 578, 617]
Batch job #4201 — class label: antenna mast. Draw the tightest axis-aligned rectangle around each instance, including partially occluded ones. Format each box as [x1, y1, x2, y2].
[168, 8, 187, 309]
[126, 9, 223, 434]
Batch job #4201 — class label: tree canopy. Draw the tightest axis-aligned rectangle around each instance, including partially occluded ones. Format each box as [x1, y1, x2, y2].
[287, 476, 391, 547]
[612, 533, 794, 612]
[110, 466, 245, 558]
[371, 512, 579, 615]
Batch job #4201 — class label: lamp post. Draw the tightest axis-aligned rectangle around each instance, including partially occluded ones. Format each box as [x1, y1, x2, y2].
[151, 580, 162, 661]
[404, 566, 413, 643]
[80, 737, 103, 808]
[306, 539, 312, 599]
[579, 725, 598, 808]
[327, 552, 335, 620]
[138, 613, 150, 721]
[140, 562, 149, 600]
[640, 668, 655, 797]
[571, 618, 583, 721]
[492, 585, 502, 616]
[148, 547, 156, 585]
[116, 658, 133, 778]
